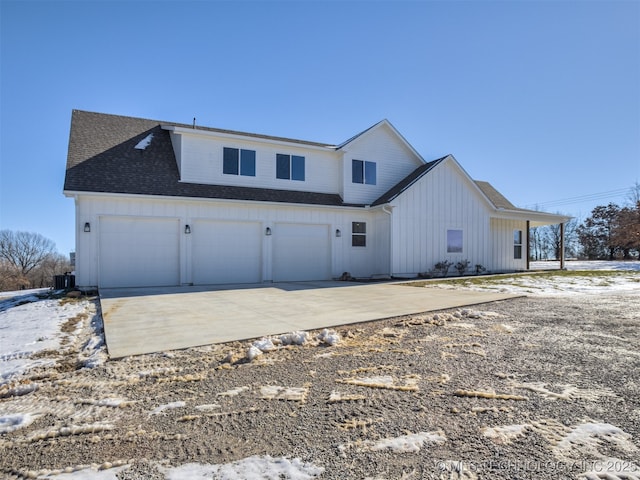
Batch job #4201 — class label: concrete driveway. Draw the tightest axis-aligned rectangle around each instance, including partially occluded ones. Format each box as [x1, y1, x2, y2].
[99, 281, 520, 358]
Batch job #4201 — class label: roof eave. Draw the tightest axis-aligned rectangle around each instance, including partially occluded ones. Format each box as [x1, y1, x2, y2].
[162, 125, 337, 151]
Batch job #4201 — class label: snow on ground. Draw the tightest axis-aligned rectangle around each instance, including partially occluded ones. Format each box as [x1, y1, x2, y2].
[32, 456, 324, 480]
[531, 260, 640, 271]
[0, 291, 90, 384]
[1, 261, 638, 478]
[430, 261, 640, 297]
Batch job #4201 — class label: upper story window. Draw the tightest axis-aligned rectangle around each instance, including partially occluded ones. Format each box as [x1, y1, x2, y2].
[223, 147, 256, 176]
[514, 230, 523, 259]
[276, 154, 305, 181]
[352, 222, 366, 247]
[352, 159, 376, 185]
[447, 229, 463, 253]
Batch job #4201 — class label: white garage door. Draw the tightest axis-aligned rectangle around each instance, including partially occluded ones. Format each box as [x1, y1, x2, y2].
[99, 217, 180, 288]
[192, 220, 262, 285]
[273, 223, 331, 282]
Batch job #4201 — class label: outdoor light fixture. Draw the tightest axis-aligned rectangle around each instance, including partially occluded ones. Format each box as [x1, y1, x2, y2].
[336, 229, 341, 237]
[84, 222, 91, 233]
[184, 224, 191, 234]
[265, 227, 272, 236]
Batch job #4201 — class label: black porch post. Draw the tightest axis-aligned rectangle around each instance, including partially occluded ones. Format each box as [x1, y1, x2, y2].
[560, 222, 565, 270]
[526, 220, 530, 270]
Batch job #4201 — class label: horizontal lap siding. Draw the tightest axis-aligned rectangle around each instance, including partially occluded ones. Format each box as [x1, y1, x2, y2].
[178, 134, 341, 195]
[342, 125, 422, 205]
[390, 161, 491, 276]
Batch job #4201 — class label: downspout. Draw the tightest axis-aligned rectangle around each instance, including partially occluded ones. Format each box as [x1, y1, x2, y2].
[382, 205, 393, 277]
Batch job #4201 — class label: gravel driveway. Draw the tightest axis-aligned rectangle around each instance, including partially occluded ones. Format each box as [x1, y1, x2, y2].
[1, 284, 639, 479]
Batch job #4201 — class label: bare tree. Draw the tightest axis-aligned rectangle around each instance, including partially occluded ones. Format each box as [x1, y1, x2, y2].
[545, 218, 579, 260]
[0, 230, 58, 290]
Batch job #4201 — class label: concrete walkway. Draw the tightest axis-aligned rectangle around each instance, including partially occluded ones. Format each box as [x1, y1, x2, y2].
[100, 281, 521, 358]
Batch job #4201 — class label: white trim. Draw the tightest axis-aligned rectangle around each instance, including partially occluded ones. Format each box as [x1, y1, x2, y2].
[162, 125, 337, 152]
[63, 190, 372, 212]
[338, 119, 425, 163]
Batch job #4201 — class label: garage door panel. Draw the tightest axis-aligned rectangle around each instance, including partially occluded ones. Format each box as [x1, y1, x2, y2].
[99, 217, 180, 288]
[192, 220, 261, 285]
[273, 224, 330, 282]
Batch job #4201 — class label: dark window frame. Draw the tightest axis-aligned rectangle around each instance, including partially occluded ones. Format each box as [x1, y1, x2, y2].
[352, 221, 367, 247]
[276, 154, 305, 181]
[352, 159, 376, 185]
[514, 229, 523, 259]
[223, 147, 256, 177]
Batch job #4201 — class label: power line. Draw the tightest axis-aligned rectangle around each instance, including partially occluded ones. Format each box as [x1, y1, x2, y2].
[522, 187, 632, 210]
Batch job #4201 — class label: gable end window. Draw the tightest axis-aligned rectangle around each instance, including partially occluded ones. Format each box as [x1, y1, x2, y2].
[352, 222, 366, 247]
[223, 147, 256, 176]
[514, 230, 523, 259]
[352, 160, 376, 185]
[447, 229, 463, 253]
[276, 154, 305, 181]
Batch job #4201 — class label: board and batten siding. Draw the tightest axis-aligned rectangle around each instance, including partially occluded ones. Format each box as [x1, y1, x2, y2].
[490, 218, 528, 272]
[73, 194, 385, 287]
[341, 124, 422, 205]
[174, 132, 342, 195]
[389, 160, 492, 276]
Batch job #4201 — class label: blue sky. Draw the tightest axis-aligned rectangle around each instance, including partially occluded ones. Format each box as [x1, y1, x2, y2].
[1, 0, 639, 256]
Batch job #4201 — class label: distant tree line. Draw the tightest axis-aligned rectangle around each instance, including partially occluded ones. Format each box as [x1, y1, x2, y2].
[530, 184, 640, 261]
[0, 230, 72, 291]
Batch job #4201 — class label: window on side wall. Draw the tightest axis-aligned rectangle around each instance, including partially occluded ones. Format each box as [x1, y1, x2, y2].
[447, 229, 463, 253]
[223, 147, 256, 176]
[352, 160, 376, 185]
[276, 154, 305, 181]
[514, 229, 523, 259]
[352, 222, 366, 247]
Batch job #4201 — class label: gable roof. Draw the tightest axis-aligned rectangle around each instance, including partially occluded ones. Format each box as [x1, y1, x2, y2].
[474, 180, 517, 210]
[64, 110, 348, 206]
[337, 119, 424, 163]
[372, 155, 448, 206]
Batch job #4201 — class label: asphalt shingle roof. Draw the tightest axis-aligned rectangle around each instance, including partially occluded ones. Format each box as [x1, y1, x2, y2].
[65, 110, 519, 213]
[64, 110, 346, 206]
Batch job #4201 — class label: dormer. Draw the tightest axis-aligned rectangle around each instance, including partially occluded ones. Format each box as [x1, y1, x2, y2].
[337, 120, 425, 205]
[162, 124, 343, 196]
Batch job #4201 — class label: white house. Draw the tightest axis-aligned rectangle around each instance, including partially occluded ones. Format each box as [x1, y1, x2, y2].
[64, 110, 569, 289]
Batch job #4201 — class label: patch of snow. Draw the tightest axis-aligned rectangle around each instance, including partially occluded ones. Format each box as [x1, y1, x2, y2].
[279, 331, 309, 346]
[0, 412, 40, 433]
[367, 430, 446, 453]
[317, 328, 340, 346]
[247, 345, 263, 361]
[531, 260, 640, 272]
[162, 455, 324, 480]
[253, 337, 276, 352]
[0, 297, 90, 385]
[36, 464, 129, 479]
[134, 133, 153, 150]
[217, 386, 249, 397]
[150, 401, 186, 415]
[195, 403, 221, 411]
[260, 385, 308, 401]
[554, 423, 638, 458]
[482, 424, 528, 444]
